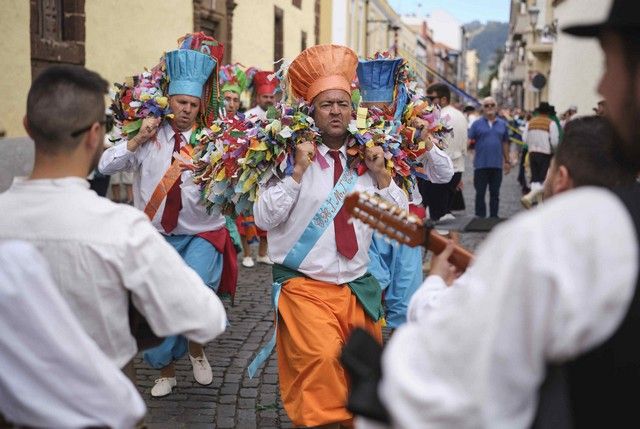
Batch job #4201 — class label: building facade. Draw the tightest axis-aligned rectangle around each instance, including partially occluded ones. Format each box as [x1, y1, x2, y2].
[231, 0, 319, 70]
[548, 0, 611, 116]
[1, 0, 194, 138]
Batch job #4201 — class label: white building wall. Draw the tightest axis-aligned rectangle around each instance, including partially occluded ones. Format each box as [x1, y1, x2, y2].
[548, 0, 611, 115]
[426, 9, 461, 50]
[332, 0, 348, 45]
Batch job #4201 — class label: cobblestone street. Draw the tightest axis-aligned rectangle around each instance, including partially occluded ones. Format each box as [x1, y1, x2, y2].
[139, 159, 525, 428]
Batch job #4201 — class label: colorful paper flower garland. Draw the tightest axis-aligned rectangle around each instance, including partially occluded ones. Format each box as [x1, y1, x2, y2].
[109, 59, 173, 141]
[192, 102, 322, 215]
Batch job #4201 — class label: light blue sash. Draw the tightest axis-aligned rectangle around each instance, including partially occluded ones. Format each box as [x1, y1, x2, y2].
[282, 168, 358, 269]
[247, 167, 358, 378]
[247, 280, 282, 378]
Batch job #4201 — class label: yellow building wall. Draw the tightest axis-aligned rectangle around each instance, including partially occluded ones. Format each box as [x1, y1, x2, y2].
[0, 0, 193, 138]
[85, 0, 194, 88]
[319, 0, 333, 45]
[0, 0, 31, 137]
[232, 0, 317, 70]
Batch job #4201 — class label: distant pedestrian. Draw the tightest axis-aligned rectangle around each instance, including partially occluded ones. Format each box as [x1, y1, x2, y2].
[520, 101, 560, 208]
[468, 96, 511, 218]
[422, 83, 467, 220]
[463, 104, 479, 128]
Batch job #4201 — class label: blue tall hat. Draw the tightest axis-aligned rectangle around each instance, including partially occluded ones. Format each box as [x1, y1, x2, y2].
[166, 49, 216, 99]
[356, 58, 403, 103]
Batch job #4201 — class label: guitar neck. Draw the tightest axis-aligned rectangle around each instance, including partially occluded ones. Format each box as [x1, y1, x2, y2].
[424, 228, 473, 271]
[343, 191, 474, 272]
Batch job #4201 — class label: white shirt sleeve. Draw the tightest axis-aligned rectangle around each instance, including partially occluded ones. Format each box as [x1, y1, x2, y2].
[420, 145, 454, 184]
[549, 121, 560, 149]
[376, 175, 409, 211]
[406, 274, 450, 323]
[254, 175, 302, 231]
[522, 123, 529, 144]
[121, 213, 227, 343]
[0, 241, 146, 429]
[378, 188, 638, 428]
[98, 140, 139, 175]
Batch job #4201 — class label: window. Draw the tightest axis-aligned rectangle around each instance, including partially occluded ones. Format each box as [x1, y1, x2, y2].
[292, 0, 302, 8]
[301, 31, 307, 51]
[274, 7, 284, 64]
[30, 0, 85, 78]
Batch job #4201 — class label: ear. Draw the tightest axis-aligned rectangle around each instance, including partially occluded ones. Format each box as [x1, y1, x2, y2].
[84, 121, 102, 151]
[553, 165, 574, 194]
[23, 115, 33, 138]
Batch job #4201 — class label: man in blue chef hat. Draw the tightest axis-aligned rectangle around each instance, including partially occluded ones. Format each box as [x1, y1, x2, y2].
[100, 34, 237, 398]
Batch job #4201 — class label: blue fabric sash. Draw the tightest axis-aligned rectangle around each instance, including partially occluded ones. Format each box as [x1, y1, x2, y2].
[281, 168, 358, 270]
[247, 280, 282, 378]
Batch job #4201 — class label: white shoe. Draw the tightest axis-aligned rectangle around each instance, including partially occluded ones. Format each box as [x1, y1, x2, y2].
[256, 255, 274, 265]
[242, 256, 255, 268]
[190, 354, 213, 385]
[521, 188, 544, 209]
[151, 377, 176, 397]
[439, 213, 456, 221]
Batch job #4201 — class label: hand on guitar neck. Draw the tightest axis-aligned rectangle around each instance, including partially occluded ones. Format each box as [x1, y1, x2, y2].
[343, 191, 474, 275]
[429, 239, 464, 285]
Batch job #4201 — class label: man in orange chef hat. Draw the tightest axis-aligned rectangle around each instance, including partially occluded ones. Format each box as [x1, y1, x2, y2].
[253, 45, 408, 428]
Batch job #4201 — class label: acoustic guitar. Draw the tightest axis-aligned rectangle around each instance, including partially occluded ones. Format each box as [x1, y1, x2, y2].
[343, 191, 474, 271]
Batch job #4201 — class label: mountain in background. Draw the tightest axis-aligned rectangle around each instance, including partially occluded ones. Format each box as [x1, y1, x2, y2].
[465, 20, 509, 82]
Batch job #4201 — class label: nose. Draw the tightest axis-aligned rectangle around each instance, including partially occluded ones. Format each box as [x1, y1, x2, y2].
[329, 102, 340, 115]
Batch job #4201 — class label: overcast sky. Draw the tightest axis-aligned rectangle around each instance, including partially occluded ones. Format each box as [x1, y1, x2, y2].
[387, 0, 510, 24]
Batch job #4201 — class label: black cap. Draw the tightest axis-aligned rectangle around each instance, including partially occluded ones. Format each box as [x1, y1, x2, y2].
[563, 0, 640, 38]
[538, 101, 555, 115]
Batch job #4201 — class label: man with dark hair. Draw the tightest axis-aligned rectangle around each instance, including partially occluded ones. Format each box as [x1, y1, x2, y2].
[0, 65, 227, 397]
[520, 101, 560, 208]
[544, 116, 636, 198]
[25, 66, 108, 154]
[364, 1, 640, 427]
[423, 82, 468, 220]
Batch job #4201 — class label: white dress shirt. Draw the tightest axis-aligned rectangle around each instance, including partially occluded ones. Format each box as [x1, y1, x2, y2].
[0, 241, 146, 429]
[254, 143, 408, 284]
[523, 119, 560, 155]
[0, 177, 227, 368]
[420, 144, 454, 184]
[245, 105, 267, 120]
[441, 105, 468, 173]
[99, 122, 225, 235]
[369, 187, 638, 428]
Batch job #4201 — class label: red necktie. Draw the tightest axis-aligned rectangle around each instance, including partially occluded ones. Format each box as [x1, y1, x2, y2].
[160, 127, 183, 233]
[328, 150, 358, 259]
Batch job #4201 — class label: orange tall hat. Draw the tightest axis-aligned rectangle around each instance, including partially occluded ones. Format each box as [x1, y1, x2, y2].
[288, 44, 358, 103]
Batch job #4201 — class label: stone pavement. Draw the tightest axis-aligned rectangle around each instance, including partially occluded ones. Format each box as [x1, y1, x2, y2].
[138, 158, 525, 428]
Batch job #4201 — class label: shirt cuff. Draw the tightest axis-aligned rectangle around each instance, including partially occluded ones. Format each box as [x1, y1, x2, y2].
[377, 180, 408, 209]
[281, 175, 302, 199]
